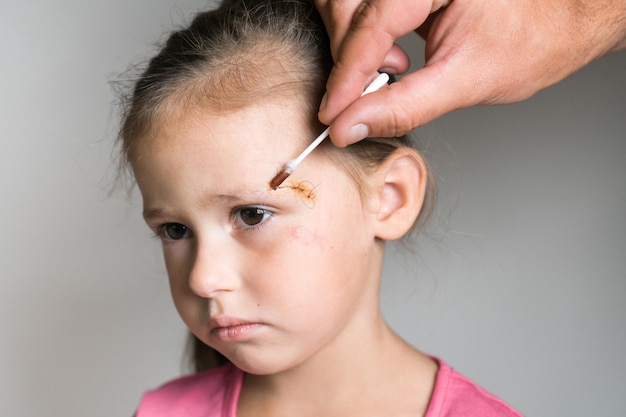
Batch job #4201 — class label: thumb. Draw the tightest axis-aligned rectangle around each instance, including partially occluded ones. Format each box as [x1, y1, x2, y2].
[328, 63, 473, 146]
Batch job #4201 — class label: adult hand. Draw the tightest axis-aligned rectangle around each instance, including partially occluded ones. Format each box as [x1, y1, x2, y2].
[315, 0, 626, 146]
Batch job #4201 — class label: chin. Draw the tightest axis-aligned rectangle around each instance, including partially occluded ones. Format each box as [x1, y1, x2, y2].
[225, 350, 303, 376]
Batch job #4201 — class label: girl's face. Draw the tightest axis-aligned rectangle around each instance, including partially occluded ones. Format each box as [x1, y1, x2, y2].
[132, 98, 384, 375]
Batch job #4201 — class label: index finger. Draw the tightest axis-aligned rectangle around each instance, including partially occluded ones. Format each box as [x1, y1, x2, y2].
[318, 0, 433, 125]
[314, 0, 363, 60]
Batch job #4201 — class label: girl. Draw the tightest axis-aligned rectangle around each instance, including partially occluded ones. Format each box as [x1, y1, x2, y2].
[118, 0, 523, 415]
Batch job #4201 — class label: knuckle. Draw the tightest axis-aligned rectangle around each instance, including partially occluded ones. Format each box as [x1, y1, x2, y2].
[374, 108, 416, 138]
[395, 90, 425, 134]
[393, 108, 417, 136]
[348, 1, 395, 50]
[369, 86, 422, 137]
[319, 0, 365, 38]
[352, 0, 381, 30]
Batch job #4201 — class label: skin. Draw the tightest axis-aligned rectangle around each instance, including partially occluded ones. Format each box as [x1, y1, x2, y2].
[131, 96, 436, 416]
[315, 0, 626, 145]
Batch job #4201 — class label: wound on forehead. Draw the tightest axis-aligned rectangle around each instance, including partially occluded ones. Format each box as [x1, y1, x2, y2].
[273, 180, 317, 208]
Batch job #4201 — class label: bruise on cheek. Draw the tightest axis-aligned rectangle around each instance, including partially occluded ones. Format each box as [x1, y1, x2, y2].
[288, 225, 325, 247]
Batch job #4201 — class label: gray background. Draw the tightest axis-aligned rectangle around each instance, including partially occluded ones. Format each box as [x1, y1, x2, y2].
[1, 1, 624, 416]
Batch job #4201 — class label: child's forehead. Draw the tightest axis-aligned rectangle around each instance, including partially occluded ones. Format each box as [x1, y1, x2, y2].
[160, 82, 314, 127]
[133, 97, 318, 174]
[204, 101, 311, 137]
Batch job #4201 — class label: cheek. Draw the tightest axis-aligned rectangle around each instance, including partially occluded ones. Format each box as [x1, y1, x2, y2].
[254, 225, 328, 285]
[163, 243, 193, 285]
[162, 244, 200, 316]
[288, 225, 327, 248]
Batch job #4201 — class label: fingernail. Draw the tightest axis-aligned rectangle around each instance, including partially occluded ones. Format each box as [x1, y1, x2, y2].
[319, 92, 328, 112]
[346, 124, 369, 144]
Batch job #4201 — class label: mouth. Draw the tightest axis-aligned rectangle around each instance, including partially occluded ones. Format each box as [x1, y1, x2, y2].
[209, 317, 263, 342]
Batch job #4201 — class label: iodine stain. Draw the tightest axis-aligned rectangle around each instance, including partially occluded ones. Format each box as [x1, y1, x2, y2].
[278, 180, 317, 208]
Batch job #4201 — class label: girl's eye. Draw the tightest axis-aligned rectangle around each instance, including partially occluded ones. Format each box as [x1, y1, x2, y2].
[159, 223, 190, 240]
[235, 207, 272, 228]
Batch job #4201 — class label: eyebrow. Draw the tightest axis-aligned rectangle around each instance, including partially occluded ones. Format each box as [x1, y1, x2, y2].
[142, 191, 271, 221]
[142, 207, 174, 221]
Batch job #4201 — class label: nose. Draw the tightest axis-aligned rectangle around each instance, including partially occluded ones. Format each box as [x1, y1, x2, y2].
[188, 238, 239, 298]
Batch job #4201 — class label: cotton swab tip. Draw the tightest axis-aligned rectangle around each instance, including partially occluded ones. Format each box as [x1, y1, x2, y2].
[269, 160, 298, 189]
[269, 167, 292, 190]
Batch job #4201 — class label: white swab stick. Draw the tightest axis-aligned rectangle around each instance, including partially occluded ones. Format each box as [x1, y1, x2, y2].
[269, 72, 390, 189]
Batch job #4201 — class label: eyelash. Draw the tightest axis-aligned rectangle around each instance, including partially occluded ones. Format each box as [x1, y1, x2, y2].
[154, 223, 191, 242]
[153, 206, 273, 241]
[231, 206, 273, 231]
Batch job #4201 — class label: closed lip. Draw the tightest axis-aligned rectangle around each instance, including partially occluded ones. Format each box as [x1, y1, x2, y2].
[209, 316, 258, 332]
[209, 316, 264, 341]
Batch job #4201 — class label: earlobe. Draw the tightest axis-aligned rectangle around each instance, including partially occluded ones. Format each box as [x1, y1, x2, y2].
[372, 148, 427, 241]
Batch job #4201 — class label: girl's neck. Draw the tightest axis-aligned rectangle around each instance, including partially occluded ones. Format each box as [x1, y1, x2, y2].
[237, 317, 437, 417]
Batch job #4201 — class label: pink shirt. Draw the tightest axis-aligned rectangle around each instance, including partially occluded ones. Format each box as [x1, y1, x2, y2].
[136, 358, 523, 416]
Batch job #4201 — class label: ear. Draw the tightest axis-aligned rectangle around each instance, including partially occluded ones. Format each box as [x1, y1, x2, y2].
[370, 148, 428, 241]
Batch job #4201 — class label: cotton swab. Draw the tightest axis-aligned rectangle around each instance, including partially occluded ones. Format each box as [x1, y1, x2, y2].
[269, 72, 390, 189]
